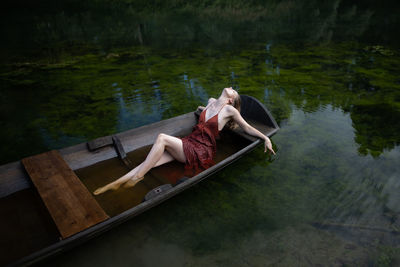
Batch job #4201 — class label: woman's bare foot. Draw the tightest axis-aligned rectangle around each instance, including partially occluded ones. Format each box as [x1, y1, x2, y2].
[123, 177, 144, 188]
[93, 182, 121, 195]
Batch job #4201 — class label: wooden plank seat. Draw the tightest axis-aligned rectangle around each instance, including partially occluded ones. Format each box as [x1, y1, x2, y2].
[22, 150, 109, 239]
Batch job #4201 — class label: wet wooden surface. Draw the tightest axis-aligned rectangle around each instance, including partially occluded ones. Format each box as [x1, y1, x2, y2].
[21, 150, 109, 239]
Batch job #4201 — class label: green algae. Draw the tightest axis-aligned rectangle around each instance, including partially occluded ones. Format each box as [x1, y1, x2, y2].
[374, 246, 400, 267]
[1, 41, 400, 163]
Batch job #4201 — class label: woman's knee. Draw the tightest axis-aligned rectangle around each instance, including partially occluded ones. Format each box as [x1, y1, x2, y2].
[156, 133, 169, 144]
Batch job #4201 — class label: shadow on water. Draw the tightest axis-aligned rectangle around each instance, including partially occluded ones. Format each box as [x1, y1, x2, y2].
[1, 0, 400, 266]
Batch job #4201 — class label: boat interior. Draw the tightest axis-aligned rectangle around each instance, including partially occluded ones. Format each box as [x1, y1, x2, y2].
[0, 96, 278, 266]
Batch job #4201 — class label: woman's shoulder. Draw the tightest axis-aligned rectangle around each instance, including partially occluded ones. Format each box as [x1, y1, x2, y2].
[208, 98, 217, 104]
[224, 104, 239, 113]
[220, 105, 239, 119]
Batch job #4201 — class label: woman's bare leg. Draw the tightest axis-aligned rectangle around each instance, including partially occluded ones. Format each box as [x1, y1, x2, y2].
[93, 134, 185, 195]
[123, 134, 186, 188]
[122, 151, 174, 188]
[93, 151, 173, 195]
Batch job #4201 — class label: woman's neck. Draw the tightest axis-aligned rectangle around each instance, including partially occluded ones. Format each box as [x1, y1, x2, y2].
[215, 96, 229, 106]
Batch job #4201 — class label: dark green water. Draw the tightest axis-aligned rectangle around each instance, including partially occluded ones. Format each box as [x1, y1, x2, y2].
[1, 0, 400, 266]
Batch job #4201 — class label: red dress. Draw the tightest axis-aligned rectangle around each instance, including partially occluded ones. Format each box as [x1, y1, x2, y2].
[181, 106, 225, 176]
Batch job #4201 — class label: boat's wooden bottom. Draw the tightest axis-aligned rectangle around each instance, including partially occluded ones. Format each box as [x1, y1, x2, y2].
[22, 150, 109, 239]
[0, 188, 60, 266]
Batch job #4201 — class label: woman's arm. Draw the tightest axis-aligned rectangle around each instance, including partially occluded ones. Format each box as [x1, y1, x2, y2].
[229, 106, 276, 154]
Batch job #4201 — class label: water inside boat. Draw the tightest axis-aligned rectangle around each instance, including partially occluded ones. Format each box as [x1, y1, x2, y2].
[77, 131, 252, 217]
[0, 188, 60, 266]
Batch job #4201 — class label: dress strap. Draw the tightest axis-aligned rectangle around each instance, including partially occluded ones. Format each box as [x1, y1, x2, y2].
[200, 107, 207, 122]
[200, 104, 211, 122]
[217, 103, 227, 113]
[202, 102, 227, 122]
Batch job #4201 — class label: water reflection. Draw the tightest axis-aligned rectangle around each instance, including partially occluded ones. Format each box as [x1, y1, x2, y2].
[114, 85, 164, 132]
[351, 104, 400, 157]
[1, 41, 400, 163]
[2, 0, 400, 63]
[182, 74, 209, 103]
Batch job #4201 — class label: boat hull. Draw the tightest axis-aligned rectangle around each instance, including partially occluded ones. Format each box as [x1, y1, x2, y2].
[1, 95, 279, 266]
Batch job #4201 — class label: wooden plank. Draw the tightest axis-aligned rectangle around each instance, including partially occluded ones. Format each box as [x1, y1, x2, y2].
[112, 135, 127, 159]
[87, 136, 113, 151]
[112, 135, 135, 169]
[21, 150, 109, 239]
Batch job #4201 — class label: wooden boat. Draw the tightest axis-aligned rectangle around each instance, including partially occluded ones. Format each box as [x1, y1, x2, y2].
[0, 95, 279, 266]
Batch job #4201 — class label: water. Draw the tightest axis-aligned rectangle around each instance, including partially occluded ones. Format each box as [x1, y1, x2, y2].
[1, 0, 400, 266]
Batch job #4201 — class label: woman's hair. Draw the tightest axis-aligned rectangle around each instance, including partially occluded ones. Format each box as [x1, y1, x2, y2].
[226, 94, 241, 130]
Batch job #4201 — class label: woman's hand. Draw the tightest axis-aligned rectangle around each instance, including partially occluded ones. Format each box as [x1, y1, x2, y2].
[228, 106, 276, 155]
[264, 137, 276, 155]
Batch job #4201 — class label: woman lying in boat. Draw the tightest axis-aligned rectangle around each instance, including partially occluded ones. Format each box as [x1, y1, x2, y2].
[94, 87, 275, 195]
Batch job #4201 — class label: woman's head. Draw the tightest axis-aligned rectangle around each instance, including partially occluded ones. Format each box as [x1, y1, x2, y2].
[222, 87, 240, 108]
[231, 91, 241, 112]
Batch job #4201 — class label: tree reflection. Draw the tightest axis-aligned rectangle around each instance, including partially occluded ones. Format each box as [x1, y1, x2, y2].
[350, 104, 400, 157]
[2, 0, 399, 63]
